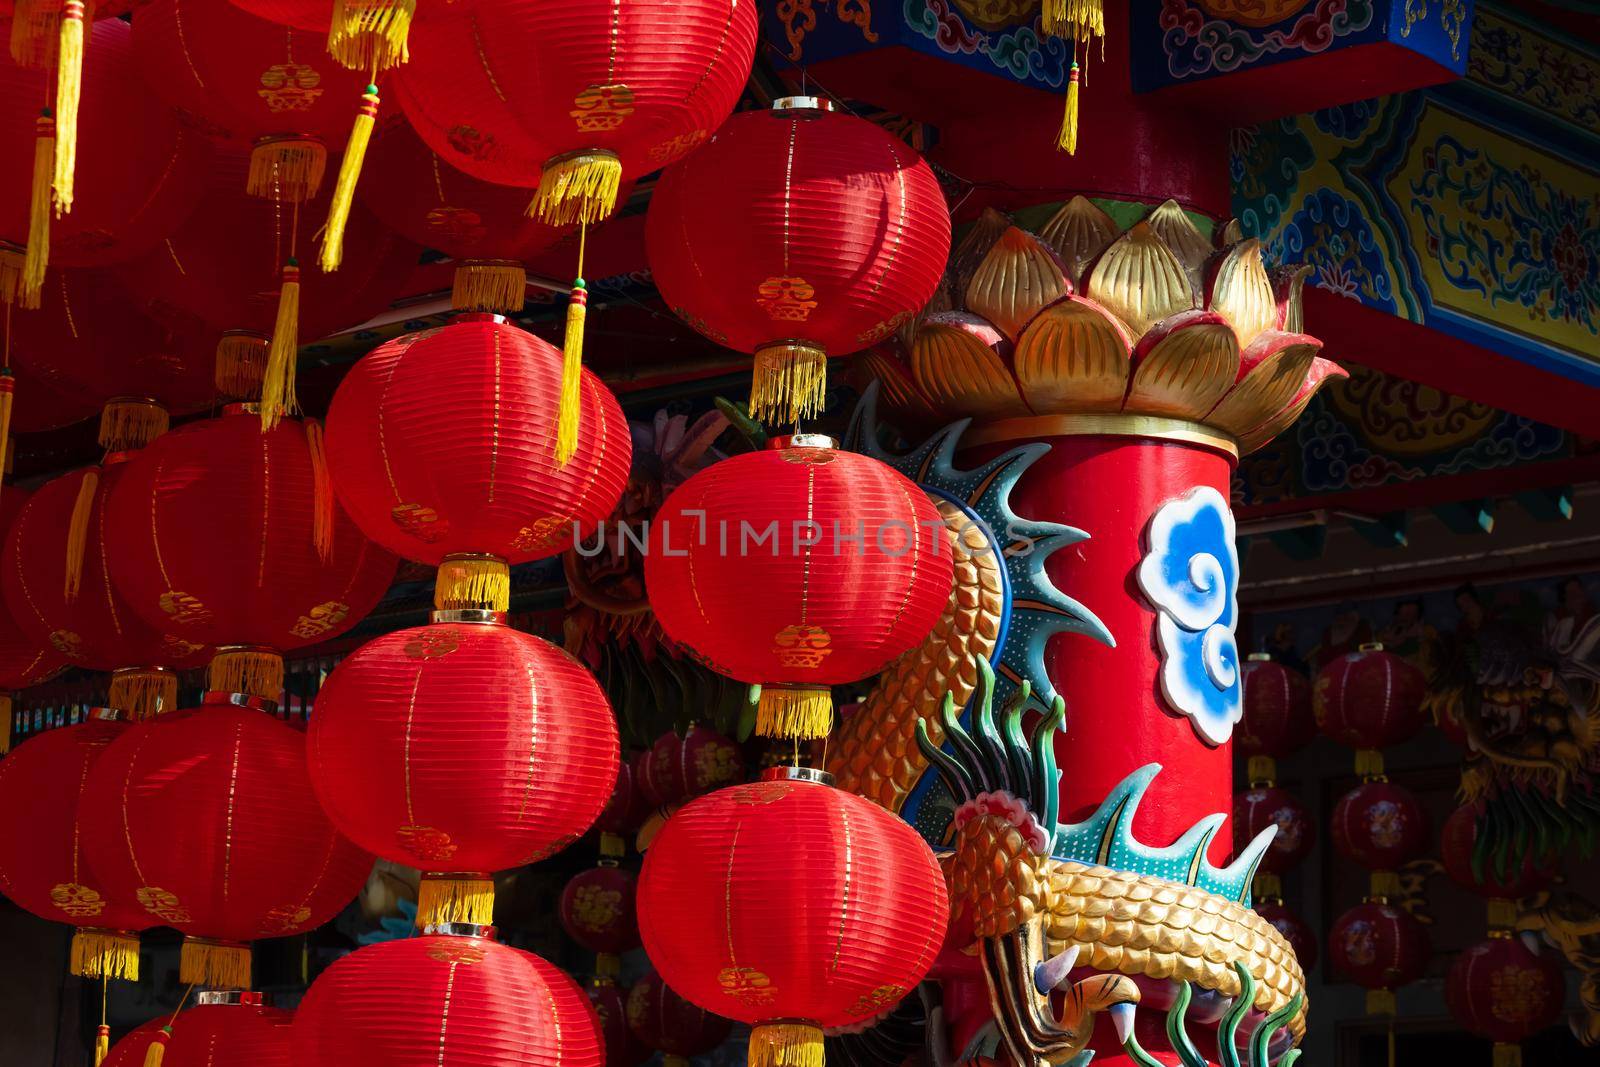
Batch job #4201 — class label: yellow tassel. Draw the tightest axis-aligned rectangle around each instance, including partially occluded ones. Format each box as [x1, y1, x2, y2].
[142, 1028, 169, 1067]
[748, 1022, 825, 1067]
[51, 0, 86, 215]
[416, 873, 494, 927]
[1368, 870, 1401, 900]
[451, 261, 526, 312]
[0, 370, 14, 511]
[434, 554, 509, 613]
[0, 246, 35, 309]
[0, 693, 11, 755]
[71, 928, 140, 981]
[206, 647, 284, 701]
[215, 332, 268, 401]
[1057, 62, 1079, 155]
[1365, 988, 1395, 1016]
[327, 0, 413, 72]
[9, 0, 55, 66]
[319, 85, 379, 273]
[247, 137, 326, 203]
[1487, 898, 1518, 932]
[1354, 748, 1385, 778]
[1246, 755, 1276, 786]
[1040, 0, 1104, 40]
[530, 150, 621, 227]
[663, 1058, 690, 1067]
[23, 109, 54, 305]
[750, 342, 828, 426]
[1253, 871, 1282, 902]
[94, 1025, 109, 1067]
[755, 685, 833, 741]
[557, 280, 586, 465]
[108, 668, 177, 722]
[178, 937, 251, 989]
[305, 418, 334, 562]
[595, 952, 621, 978]
[259, 261, 300, 431]
[1493, 1044, 1521, 1067]
[599, 832, 625, 859]
[98, 399, 169, 453]
[63, 468, 97, 603]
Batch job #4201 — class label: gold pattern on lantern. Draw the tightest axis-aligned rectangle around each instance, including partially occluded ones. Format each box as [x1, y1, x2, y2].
[734, 781, 793, 805]
[257, 63, 324, 112]
[396, 824, 458, 861]
[159, 590, 213, 625]
[403, 631, 460, 659]
[447, 125, 497, 162]
[756, 276, 818, 321]
[136, 886, 191, 923]
[161, 635, 206, 660]
[772, 624, 832, 668]
[694, 744, 740, 789]
[49, 883, 106, 919]
[264, 904, 312, 931]
[290, 601, 352, 640]
[856, 309, 914, 346]
[49, 630, 84, 658]
[425, 941, 486, 964]
[648, 129, 708, 163]
[570, 884, 622, 932]
[571, 84, 635, 132]
[425, 207, 488, 244]
[717, 965, 776, 1005]
[848, 984, 906, 1017]
[510, 517, 569, 553]
[1490, 967, 1550, 1023]
[672, 306, 729, 344]
[391, 503, 447, 542]
[778, 448, 836, 466]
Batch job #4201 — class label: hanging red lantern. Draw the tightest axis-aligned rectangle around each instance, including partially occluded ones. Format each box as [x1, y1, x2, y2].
[590, 979, 650, 1067]
[1446, 935, 1564, 1067]
[594, 756, 646, 838]
[560, 864, 640, 959]
[647, 100, 950, 424]
[624, 967, 730, 1067]
[323, 314, 631, 599]
[1331, 779, 1430, 893]
[1327, 900, 1429, 1014]
[635, 725, 744, 808]
[80, 701, 374, 988]
[1315, 643, 1426, 773]
[160, 993, 294, 1067]
[306, 618, 618, 926]
[1232, 784, 1315, 874]
[291, 927, 604, 1067]
[1255, 900, 1318, 972]
[1239, 652, 1314, 783]
[1440, 803, 1557, 908]
[104, 407, 397, 700]
[637, 769, 948, 1066]
[101, 1017, 165, 1067]
[0, 711, 150, 981]
[4, 359, 101, 434]
[645, 437, 953, 741]
[0, 483, 66, 752]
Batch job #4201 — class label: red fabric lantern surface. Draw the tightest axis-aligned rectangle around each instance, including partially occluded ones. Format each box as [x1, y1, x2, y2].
[637, 772, 948, 1064]
[80, 703, 374, 988]
[392, 0, 756, 226]
[624, 967, 730, 1065]
[594, 757, 645, 836]
[0, 485, 66, 695]
[1330, 780, 1431, 872]
[1326, 900, 1429, 995]
[1239, 653, 1314, 768]
[1232, 785, 1315, 873]
[636, 725, 744, 808]
[5, 361, 102, 433]
[0, 713, 150, 980]
[1445, 936, 1564, 1052]
[1255, 901, 1317, 972]
[559, 864, 640, 956]
[103, 408, 398, 691]
[291, 931, 604, 1067]
[101, 1018, 165, 1067]
[647, 101, 951, 424]
[1440, 804, 1557, 901]
[645, 438, 953, 741]
[1315, 644, 1427, 751]
[163, 998, 293, 1067]
[590, 980, 650, 1067]
[306, 620, 618, 925]
[324, 315, 630, 572]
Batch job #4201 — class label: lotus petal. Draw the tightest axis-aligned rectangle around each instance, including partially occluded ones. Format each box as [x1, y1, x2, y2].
[1014, 295, 1133, 414]
[1206, 330, 1322, 438]
[910, 312, 1029, 418]
[950, 208, 1017, 314]
[1237, 356, 1347, 453]
[965, 227, 1070, 342]
[1218, 218, 1243, 245]
[1269, 264, 1312, 335]
[1038, 195, 1119, 288]
[1145, 199, 1213, 295]
[1126, 309, 1240, 420]
[852, 347, 942, 427]
[1206, 238, 1278, 350]
[1085, 222, 1197, 338]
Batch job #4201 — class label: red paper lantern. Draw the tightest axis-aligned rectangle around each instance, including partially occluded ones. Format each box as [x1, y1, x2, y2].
[637, 770, 948, 1064]
[1446, 936, 1564, 1061]
[624, 967, 730, 1066]
[1327, 900, 1429, 1007]
[80, 702, 375, 987]
[291, 929, 604, 1067]
[306, 619, 618, 925]
[1255, 901, 1317, 972]
[647, 100, 950, 423]
[162, 995, 293, 1067]
[645, 437, 953, 740]
[0, 713, 149, 979]
[636, 725, 744, 808]
[594, 757, 645, 837]
[1315, 644, 1427, 753]
[1331, 780, 1430, 872]
[392, 0, 756, 226]
[0, 484, 65, 696]
[589, 980, 650, 1067]
[228, 0, 425, 71]
[1440, 804, 1557, 902]
[560, 864, 640, 958]
[324, 315, 631, 586]
[101, 1017, 165, 1067]
[1232, 785, 1315, 873]
[104, 408, 397, 697]
[1239, 653, 1314, 776]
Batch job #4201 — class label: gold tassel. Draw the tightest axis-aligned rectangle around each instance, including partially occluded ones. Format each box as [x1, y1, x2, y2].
[1040, 0, 1104, 39]
[599, 832, 625, 859]
[206, 647, 284, 701]
[71, 928, 140, 981]
[23, 109, 54, 305]
[434, 554, 509, 613]
[327, 0, 414, 72]
[318, 85, 379, 273]
[451, 261, 526, 312]
[215, 332, 268, 401]
[63, 468, 97, 603]
[247, 137, 326, 203]
[0, 371, 14, 500]
[595, 952, 621, 978]
[1493, 1044, 1521, 1067]
[1365, 988, 1395, 1016]
[51, 0, 86, 215]
[1368, 870, 1400, 900]
[416, 873, 494, 927]
[1487, 898, 1518, 932]
[259, 260, 300, 431]
[0, 246, 35, 308]
[94, 1025, 109, 1067]
[530, 150, 621, 227]
[1354, 748, 1385, 778]
[1057, 61, 1079, 155]
[1253, 871, 1282, 902]
[178, 937, 250, 989]
[750, 342, 828, 426]
[0, 693, 11, 755]
[9, 0, 55, 66]
[557, 279, 586, 465]
[1246, 755, 1276, 786]
[98, 399, 169, 453]
[748, 1022, 825, 1067]
[108, 668, 177, 722]
[305, 419, 334, 562]
[755, 685, 833, 741]
[142, 1028, 169, 1067]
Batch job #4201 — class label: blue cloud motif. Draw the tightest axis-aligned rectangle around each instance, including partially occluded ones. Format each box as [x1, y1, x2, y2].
[1136, 486, 1241, 746]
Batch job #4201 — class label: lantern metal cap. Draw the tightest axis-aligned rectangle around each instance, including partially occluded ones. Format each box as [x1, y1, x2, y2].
[201, 690, 280, 716]
[430, 609, 507, 626]
[772, 96, 834, 116]
[1358, 641, 1386, 652]
[423, 922, 496, 940]
[221, 402, 261, 418]
[1247, 652, 1272, 662]
[760, 765, 835, 787]
[196, 990, 266, 1007]
[767, 434, 837, 451]
[89, 707, 122, 722]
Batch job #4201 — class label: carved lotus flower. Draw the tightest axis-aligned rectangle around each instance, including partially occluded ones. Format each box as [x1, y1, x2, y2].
[856, 199, 1346, 453]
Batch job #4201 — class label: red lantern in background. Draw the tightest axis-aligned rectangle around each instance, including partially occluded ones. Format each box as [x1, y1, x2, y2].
[161, 994, 293, 1067]
[1315, 643, 1426, 772]
[646, 438, 953, 741]
[1256, 901, 1317, 972]
[1441, 803, 1557, 905]
[590, 979, 649, 1067]
[1331, 780, 1430, 887]
[1233, 785, 1315, 874]
[648, 100, 950, 424]
[636, 726, 744, 808]
[638, 769, 948, 1065]
[1446, 936, 1564, 1067]
[594, 757, 646, 838]
[1327, 900, 1429, 1014]
[81, 702, 374, 988]
[291, 929, 604, 1067]
[307, 620, 618, 926]
[625, 967, 730, 1067]
[560, 864, 640, 958]
[0, 484, 66, 749]
[1239, 653, 1314, 783]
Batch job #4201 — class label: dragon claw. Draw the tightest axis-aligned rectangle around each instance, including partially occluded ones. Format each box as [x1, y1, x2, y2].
[1109, 1002, 1137, 1044]
[1034, 944, 1079, 994]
